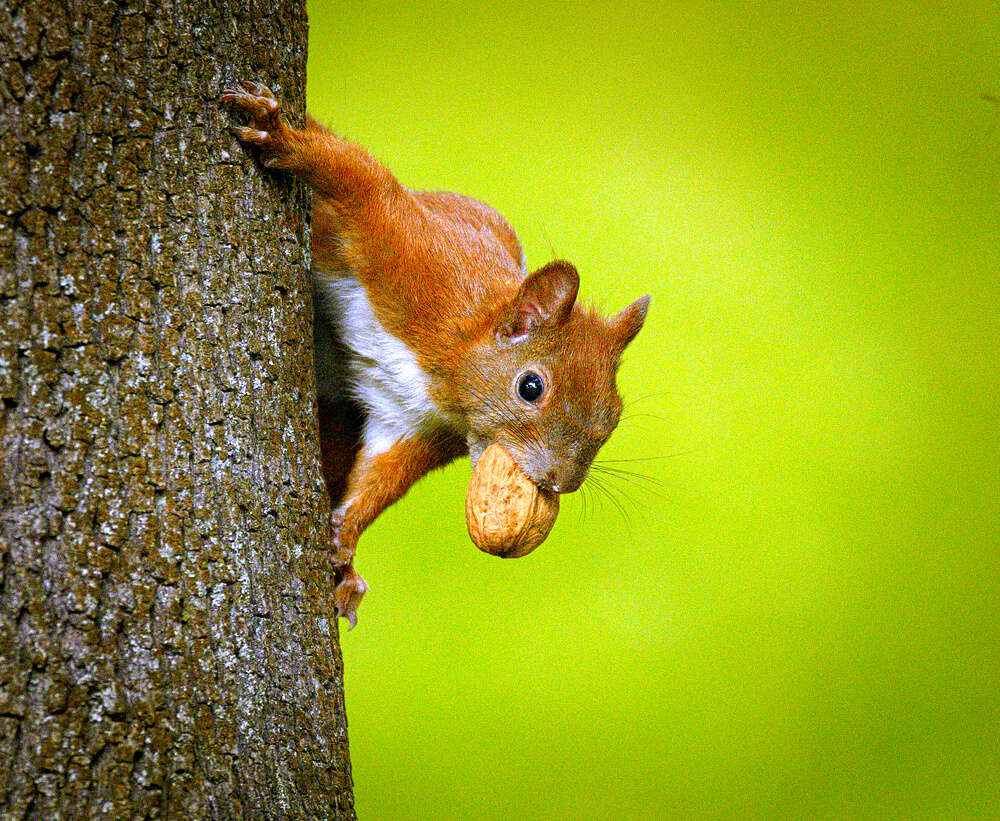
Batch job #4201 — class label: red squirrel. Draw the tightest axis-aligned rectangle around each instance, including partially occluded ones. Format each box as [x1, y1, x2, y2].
[222, 81, 649, 628]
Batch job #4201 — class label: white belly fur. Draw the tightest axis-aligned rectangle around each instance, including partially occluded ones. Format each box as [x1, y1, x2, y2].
[315, 274, 444, 457]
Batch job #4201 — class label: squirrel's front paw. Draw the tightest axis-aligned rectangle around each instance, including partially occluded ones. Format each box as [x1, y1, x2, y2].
[220, 80, 293, 167]
[334, 565, 369, 630]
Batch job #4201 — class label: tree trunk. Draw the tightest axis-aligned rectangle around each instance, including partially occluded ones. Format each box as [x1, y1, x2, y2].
[0, 1, 356, 817]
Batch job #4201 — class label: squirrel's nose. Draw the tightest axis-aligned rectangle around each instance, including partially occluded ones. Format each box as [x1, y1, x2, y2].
[541, 471, 579, 495]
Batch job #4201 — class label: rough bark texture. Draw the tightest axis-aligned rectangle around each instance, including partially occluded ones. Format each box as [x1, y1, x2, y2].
[0, 1, 356, 817]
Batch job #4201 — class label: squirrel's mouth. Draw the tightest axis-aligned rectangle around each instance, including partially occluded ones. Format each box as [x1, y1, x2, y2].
[515, 453, 585, 495]
[533, 469, 585, 495]
[470, 435, 584, 495]
[541, 479, 581, 495]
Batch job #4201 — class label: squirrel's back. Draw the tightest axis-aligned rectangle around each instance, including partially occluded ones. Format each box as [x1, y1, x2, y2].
[310, 182, 526, 442]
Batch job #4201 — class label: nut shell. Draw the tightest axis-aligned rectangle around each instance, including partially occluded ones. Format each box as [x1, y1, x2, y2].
[466, 444, 559, 558]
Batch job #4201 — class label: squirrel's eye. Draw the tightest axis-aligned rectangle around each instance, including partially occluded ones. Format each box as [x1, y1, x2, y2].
[517, 371, 545, 403]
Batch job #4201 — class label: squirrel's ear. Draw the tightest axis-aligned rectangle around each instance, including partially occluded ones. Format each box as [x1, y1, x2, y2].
[613, 295, 650, 349]
[497, 260, 579, 341]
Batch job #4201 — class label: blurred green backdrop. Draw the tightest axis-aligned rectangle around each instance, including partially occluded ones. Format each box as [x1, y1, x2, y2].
[306, 2, 999, 818]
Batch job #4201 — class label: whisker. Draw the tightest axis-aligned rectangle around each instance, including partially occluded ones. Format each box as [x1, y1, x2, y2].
[592, 465, 662, 523]
[585, 472, 634, 532]
[624, 389, 701, 406]
[595, 451, 697, 463]
[589, 465, 666, 498]
[591, 462, 662, 482]
[575, 483, 590, 525]
[619, 411, 667, 425]
[609, 482, 658, 525]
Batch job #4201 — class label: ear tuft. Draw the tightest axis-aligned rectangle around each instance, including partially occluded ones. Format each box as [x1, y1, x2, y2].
[497, 260, 579, 341]
[614, 295, 650, 349]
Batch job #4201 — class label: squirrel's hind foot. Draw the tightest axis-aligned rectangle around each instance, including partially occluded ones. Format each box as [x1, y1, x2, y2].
[334, 565, 369, 630]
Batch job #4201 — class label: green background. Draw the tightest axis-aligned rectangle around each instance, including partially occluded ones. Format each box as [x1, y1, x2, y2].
[306, 2, 999, 818]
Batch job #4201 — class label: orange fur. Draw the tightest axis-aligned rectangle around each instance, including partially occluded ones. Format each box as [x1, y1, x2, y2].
[335, 432, 466, 559]
[223, 81, 649, 627]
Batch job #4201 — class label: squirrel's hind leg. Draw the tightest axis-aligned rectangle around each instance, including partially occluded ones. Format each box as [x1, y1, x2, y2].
[318, 396, 364, 507]
[318, 398, 370, 628]
[334, 565, 369, 630]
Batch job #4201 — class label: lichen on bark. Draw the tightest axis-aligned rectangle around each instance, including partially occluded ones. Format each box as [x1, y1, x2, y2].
[0, 1, 355, 817]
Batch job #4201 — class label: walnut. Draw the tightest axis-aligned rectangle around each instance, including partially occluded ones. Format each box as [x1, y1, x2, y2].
[465, 444, 560, 558]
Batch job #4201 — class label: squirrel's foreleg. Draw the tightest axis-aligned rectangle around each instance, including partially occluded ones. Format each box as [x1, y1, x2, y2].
[222, 80, 400, 209]
[329, 430, 465, 627]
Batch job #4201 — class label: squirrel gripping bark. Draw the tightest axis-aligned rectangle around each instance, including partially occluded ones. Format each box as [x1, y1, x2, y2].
[222, 81, 649, 628]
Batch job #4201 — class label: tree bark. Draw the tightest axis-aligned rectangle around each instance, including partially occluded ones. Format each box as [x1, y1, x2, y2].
[0, 1, 356, 817]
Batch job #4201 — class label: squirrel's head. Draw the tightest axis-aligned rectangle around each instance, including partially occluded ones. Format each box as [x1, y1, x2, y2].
[462, 260, 649, 494]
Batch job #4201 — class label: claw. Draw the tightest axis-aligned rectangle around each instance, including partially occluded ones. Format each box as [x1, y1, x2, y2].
[220, 81, 289, 168]
[231, 126, 268, 142]
[330, 543, 354, 568]
[334, 566, 369, 630]
[221, 81, 281, 119]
